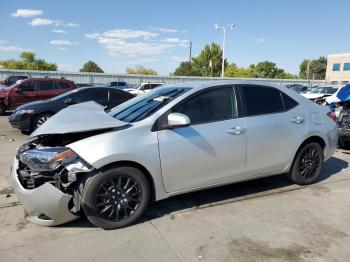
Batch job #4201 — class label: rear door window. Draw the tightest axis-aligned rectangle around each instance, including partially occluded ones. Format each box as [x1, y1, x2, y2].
[38, 81, 54, 91]
[239, 85, 284, 116]
[55, 81, 70, 89]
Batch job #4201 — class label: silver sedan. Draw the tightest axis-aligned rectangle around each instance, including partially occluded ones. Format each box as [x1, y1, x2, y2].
[11, 80, 338, 229]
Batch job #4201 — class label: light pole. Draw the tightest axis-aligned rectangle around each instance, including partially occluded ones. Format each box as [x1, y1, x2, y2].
[214, 22, 235, 77]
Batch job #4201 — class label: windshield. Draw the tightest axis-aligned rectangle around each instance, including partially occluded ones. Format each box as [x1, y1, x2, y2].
[109, 86, 191, 122]
[309, 86, 337, 94]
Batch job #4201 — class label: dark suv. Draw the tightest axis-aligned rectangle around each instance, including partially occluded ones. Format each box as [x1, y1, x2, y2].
[0, 78, 76, 114]
[0, 75, 28, 86]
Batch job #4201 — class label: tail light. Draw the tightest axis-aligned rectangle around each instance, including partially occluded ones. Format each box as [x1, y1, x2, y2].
[327, 111, 336, 122]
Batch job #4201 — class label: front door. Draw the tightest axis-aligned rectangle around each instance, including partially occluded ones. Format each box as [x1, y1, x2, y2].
[10, 80, 37, 108]
[157, 85, 247, 193]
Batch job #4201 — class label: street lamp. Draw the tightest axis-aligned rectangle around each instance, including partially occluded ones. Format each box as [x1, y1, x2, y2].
[214, 22, 235, 77]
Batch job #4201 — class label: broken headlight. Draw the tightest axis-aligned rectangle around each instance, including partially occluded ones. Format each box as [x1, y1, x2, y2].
[19, 147, 91, 173]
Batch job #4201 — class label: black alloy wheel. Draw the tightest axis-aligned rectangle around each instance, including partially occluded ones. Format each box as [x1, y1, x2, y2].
[94, 175, 142, 221]
[81, 166, 150, 230]
[287, 142, 324, 185]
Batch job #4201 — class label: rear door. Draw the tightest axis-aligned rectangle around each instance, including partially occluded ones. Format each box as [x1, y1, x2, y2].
[37, 80, 55, 100]
[237, 84, 307, 176]
[54, 81, 74, 95]
[10, 80, 37, 107]
[157, 85, 247, 193]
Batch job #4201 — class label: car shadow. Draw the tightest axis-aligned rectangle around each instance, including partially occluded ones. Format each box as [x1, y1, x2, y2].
[61, 156, 348, 229]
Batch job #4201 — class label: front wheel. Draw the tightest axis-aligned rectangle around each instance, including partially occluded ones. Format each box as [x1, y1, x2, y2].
[287, 142, 324, 185]
[32, 113, 52, 130]
[81, 166, 150, 229]
[0, 103, 5, 115]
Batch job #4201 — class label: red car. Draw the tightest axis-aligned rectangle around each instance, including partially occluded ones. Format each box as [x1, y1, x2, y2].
[0, 78, 76, 114]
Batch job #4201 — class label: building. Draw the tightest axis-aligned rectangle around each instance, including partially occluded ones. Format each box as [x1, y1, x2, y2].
[326, 53, 350, 84]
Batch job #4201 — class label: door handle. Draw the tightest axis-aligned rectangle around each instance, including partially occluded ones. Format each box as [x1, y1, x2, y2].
[290, 116, 304, 124]
[226, 126, 245, 135]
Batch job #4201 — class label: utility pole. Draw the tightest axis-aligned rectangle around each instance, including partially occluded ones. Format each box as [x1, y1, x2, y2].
[189, 41, 192, 63]
[215, 22, 235, 77]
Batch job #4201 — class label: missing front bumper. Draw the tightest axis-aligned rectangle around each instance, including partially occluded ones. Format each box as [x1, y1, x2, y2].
[11, 158, 80, 226]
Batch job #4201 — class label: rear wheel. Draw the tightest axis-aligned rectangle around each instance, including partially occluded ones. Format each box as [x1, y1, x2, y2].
[81, 166, 150, 229]
[287, 142, 324, 185]
[32, 113, 52, 130]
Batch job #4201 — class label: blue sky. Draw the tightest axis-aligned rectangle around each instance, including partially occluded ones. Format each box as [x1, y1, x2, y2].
[0, 0, 349, 75]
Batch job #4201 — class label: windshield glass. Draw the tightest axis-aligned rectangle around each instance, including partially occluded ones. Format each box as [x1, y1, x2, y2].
[309, 86, 337, 94]
[109, 86, 191, 122]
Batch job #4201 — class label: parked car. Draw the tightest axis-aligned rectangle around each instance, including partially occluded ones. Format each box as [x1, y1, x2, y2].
[9, 86, 134, 132]
[302, 85, 339, 104]
[284, 84, 308, 94]
[0, 83, 8, 90]
[0, 78, 76, 114]
[0, 75, 28, 86]
[11, 80, 337, 229]
[76, 83, 94, 88]
[108, 81, 129, 89]
[124, 82, 164, 95]
[337, 102, 350, 147]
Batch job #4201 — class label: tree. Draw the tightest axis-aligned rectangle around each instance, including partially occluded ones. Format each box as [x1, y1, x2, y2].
[126, 65, 157, 75]
[224, 63, 254, 78]
[299, 57, 327, 79]
[80, 60, 104, 73]
[0, 52, 57, 71]
[252, 61, 279, 78]
[173, 61, 199, 76]
[192, 43, 227, 77]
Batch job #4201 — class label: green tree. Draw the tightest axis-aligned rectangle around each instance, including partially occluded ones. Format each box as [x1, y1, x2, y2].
[0, 52, 57, 71]
[224, 63, 254, 78]
[299, 57, 327, 79]
[253, 61, 279, 78]
[80, 60, 104, 73]
[173, 61, 199, 76]
[126, 65, 157, 75]
[192, 43, 227, 77]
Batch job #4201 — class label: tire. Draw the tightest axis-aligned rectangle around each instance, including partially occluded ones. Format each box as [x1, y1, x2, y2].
[0, 103, 5, 115]
[32, 113, 52, 130]
[287, 142, 324, 185]
[81, 166, 150, 230]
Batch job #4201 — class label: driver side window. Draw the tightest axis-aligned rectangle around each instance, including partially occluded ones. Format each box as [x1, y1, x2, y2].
[171, 86, 237, 125]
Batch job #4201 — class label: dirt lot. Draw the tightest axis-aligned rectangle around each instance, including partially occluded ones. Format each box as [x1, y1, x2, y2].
[1, 115, 350, 262]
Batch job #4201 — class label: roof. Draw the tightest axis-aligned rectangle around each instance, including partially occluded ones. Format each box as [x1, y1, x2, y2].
[168, 80, 282, 90]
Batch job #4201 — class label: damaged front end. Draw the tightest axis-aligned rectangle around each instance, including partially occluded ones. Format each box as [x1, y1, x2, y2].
[11, 130, 108, 226]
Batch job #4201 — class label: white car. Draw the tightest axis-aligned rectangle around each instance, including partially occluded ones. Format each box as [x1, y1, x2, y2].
[302, 85, 339, 103]
[11, 80, 338, 229]
[124, 83, 164, 95]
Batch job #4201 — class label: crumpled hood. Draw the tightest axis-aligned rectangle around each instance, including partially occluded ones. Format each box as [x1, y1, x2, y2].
[31, 101, 129, 137]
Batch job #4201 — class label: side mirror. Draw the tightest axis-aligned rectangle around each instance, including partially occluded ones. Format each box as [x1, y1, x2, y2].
[166, 113, 191, 128]
[64, 97, 73, 105]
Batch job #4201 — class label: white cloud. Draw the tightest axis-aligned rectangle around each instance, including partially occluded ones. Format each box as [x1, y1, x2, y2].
[52, 29, 67, 34]
[101, 29, 158, 39]
[256, 38, 266, 43]
[85, 28, 188, 56]
[30, 18, 79, 27]
[0, 45, 31, 52]
[152, 27, 178, 33]
[85, 32, 100, 39]
[50, 40, 78, 46]
[64, 22, 80, 27]
[30, 18, 57, 26]
[127, 58, 159, 64]
[12, 9, 43, 18]
[58, 47, 67, 51]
